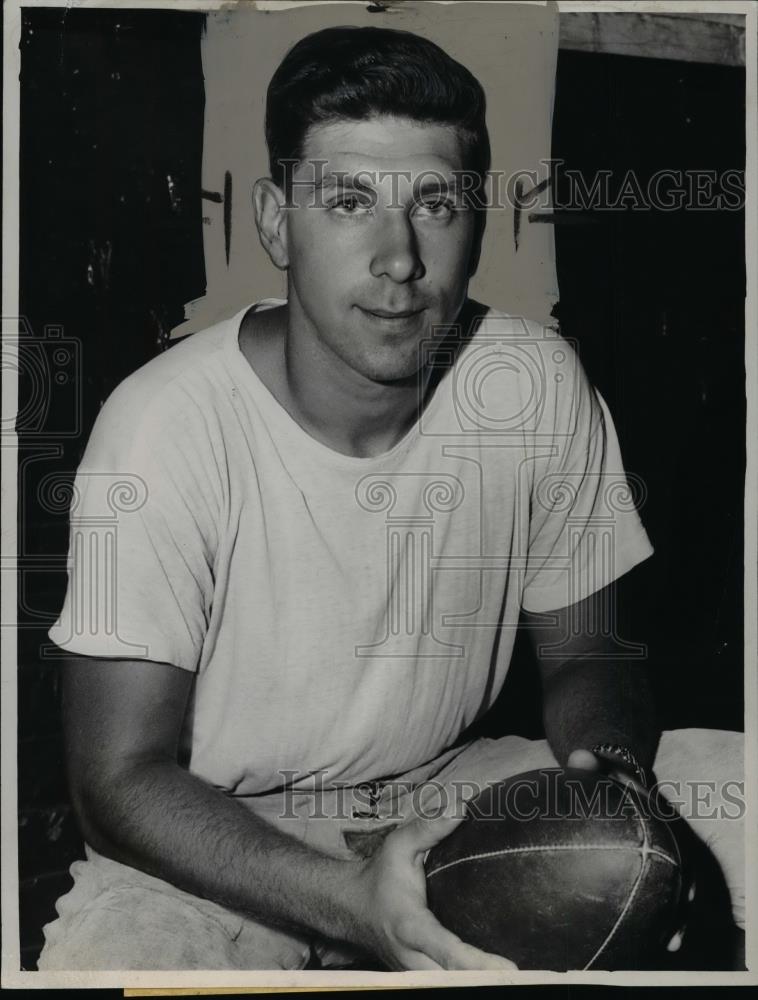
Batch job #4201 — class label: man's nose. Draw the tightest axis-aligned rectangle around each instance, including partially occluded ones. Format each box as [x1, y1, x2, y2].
[369, 209, 425, 284]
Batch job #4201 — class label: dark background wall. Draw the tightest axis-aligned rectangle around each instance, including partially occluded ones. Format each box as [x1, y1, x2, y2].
[17, 8, 206, 969]
[550, 49, 745, 735]
[16, 10, 745, 969]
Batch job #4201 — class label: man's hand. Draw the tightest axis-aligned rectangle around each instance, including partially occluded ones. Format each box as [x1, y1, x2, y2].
[346, 812, 517, 971]
[567, 747, 647, 793]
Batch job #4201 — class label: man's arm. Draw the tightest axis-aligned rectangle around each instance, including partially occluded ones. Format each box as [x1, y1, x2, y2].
[63, 655, 514, 971]
[522, 579, 660, 776]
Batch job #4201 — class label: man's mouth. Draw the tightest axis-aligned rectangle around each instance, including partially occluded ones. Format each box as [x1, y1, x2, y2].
[359, 306, 426, 320]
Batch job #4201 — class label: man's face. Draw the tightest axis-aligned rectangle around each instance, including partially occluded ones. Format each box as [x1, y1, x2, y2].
[282, 116, 478, 384]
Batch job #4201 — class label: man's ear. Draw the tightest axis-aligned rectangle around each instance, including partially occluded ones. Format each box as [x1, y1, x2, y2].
[253, 178, 289, 270]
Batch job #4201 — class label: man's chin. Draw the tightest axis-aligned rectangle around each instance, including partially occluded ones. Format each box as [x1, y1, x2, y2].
[361, 329, 439, 385]
[358, 366, 420, 388]
[371, 370, 422, 388]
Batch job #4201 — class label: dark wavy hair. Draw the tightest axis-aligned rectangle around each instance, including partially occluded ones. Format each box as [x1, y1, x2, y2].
[265, 25, 491, 196]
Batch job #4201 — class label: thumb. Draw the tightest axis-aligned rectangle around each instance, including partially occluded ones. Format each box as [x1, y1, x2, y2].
[567, 748, 601, 771]
[404, 809, 467, 853]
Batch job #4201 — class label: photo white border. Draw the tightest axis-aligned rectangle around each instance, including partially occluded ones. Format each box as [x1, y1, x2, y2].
[2, 0, 756, 989]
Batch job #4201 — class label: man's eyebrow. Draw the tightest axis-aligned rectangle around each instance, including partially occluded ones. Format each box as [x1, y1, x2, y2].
[413, 176, 457, 197]
[312, 172, 377, 193]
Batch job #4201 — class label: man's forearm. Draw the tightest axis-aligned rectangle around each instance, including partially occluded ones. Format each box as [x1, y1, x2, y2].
[77, 758, 365, 946]
[541, 658, 660, 772]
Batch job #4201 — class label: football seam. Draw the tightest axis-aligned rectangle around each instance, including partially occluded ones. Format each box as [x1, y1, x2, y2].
[425, 842, 679, 879]
[583, 800, 650, 970]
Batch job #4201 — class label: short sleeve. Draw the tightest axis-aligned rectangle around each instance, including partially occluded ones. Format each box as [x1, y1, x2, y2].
[48, 378, 221, 670]
[520, 337, 654, 613]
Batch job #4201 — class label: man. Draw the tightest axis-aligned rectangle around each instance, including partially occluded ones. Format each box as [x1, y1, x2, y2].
[39, 26, 743, 971]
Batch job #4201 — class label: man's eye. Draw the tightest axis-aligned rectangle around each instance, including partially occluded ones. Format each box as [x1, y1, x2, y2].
[332, 194, 373, 213]
[415, 198, 455, 218]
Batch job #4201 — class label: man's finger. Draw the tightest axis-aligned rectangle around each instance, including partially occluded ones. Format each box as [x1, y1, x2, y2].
[402, 907, 516, 970]
[567, 748, 601, 771]
[666, 927, 685, 953]
[396, 950, 445, 971]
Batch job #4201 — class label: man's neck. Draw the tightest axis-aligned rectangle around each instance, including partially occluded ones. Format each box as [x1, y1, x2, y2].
[239, 302, 432, 459]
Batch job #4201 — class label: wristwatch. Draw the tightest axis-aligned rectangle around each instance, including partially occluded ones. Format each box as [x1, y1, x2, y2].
[590, 743, 648, 789]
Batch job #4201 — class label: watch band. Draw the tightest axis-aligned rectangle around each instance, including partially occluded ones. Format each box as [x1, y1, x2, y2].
[590, 743, 648, 789]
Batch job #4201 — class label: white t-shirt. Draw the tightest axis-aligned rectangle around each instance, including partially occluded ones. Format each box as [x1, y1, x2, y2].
[49, 300, 654, 795]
